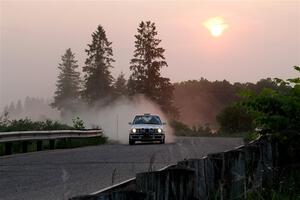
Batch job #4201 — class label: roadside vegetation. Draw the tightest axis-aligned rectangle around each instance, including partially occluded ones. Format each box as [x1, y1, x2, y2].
[170, 120, 258, 142]
[0, 114, 107, 156]
[231, 66, 300, 200]
[0, 112, 85, 132]
[0, 18, 298, 197]
[171, 66, 300, 199]
[173, 77, 289, 128]
[170, 120, 213, 136]
[244, 166, 300, 200]
[171, 67, 299, 140]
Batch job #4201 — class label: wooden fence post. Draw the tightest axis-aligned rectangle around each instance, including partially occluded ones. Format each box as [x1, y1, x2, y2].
[37, 140, 43, 151]
[5, 142, 12, 155]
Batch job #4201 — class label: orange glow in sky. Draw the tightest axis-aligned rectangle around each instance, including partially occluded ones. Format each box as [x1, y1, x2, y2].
[203, 17, 228, 37]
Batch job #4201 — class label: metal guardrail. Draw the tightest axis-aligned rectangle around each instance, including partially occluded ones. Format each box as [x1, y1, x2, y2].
[0, 130, 103, 143]
[0, 130, 104, 156]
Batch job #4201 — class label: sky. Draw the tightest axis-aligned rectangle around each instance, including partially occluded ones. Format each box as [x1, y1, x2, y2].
[1, 0, 300, 110]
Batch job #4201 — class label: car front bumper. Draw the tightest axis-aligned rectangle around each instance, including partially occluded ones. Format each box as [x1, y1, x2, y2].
[129, 133, 165, 141]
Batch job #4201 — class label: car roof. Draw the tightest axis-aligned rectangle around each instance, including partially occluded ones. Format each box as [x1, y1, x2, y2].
[135, 114, 159, 117]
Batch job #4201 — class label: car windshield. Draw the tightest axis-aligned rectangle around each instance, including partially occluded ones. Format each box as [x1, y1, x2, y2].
[133, 115, 162, 125]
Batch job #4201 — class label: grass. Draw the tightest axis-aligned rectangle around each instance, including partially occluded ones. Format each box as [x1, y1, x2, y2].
[244, 166, 300, 200]
[174, 130, 259, 144]
[170, 120, 260, 142]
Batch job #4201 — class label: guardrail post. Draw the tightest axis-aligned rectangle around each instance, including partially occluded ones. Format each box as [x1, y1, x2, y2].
[5, 142, 12, 155]
[37, 140, 43, 151]
[22, 141, 28, 153]
[50, 140, 55, 150]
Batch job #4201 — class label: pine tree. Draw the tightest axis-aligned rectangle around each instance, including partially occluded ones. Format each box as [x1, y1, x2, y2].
[82, 25, 115, 105]
[3, 106, 9, 114]
[114, 72, 128, 97]
[8, 102, 16, 116]
[128, 21, 177, 116]
[51, 48, 81, 114]
[15, 100, 23, 115]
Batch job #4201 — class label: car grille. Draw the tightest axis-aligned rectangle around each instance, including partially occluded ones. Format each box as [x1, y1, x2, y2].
[136, 128, 158, 134]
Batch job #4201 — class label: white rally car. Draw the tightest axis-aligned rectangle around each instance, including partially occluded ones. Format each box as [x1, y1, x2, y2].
[129, 114, 165, 145]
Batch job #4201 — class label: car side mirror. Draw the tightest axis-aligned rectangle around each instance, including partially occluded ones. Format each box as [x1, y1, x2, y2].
[128, 122, 132, 125]
[162, 122, 167, 125]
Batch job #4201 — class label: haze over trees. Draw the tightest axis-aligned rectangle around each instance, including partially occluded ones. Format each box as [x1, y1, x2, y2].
[173, 78, 290, 128]
[82, 25, 115, 106]
[2, 22, 297, 137]
[114, 72, 128, 97]
[3, 97, 59, 121]
[51, 48, 81, 116]
[128, 21, 177, 117]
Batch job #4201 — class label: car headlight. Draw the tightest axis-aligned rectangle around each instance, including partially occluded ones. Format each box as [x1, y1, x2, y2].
[157, 128, 162, 133]
[132, 128, 137, 133]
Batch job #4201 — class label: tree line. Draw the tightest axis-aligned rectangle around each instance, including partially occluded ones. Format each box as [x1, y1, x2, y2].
[52, 21, 177, 117]
[3, 97, 58, 121]
[171, 67, 299, 139]
[173, 77, 290, 129]
[217, 66, 299, 135]
[2, 20, 298, 138]
[4, 76, 291, 132]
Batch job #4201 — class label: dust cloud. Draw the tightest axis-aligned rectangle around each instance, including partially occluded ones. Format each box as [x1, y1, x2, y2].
[3, 95, 174, 144]
[69, 95, 174, 144]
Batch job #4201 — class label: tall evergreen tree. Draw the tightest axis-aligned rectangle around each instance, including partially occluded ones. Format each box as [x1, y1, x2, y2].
[114, 72, 128, 97]
[8, 102, 16, 116]
[128, 21, 177, 116]
[82, 25, 115, 105]
[3, 106, 9, 115]
[51, 48, 81, 114]
[15, 100, 23, 115]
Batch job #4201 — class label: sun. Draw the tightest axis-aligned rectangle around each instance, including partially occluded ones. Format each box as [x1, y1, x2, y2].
[203, 17, 228, 37]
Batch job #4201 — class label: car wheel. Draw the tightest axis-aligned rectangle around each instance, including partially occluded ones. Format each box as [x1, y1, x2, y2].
[160, 138, 165, 144]
[129, 140, 135, 145]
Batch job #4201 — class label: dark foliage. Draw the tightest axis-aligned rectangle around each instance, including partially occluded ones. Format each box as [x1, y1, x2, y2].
[217, 66, 300, 167]
[170, 120, 213, 136]
[114, 72, 128, 97]
[0, 118, 72, 132]
[217, 104, 254, 133]
[51, 48, 81, 114]
[128, 21, 178, 117]
[240, 67, 300, 133]
[82, 25, 115, 106]
[174, 78, 290, 127]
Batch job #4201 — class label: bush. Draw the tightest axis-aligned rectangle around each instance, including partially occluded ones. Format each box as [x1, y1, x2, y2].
[217, 104, 254, 133]
[245, 166, 300, 200]
[217, 66, 300, 135]
[170, 120, 213, 136]
[0, 118, 82, 132]
[72, 117, 85, 130]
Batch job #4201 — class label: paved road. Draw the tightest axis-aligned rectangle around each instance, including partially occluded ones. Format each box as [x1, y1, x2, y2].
[0, 137, 243, 200]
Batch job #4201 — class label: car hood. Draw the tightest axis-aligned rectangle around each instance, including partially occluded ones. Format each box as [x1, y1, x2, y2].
[130, 124, 163, 129]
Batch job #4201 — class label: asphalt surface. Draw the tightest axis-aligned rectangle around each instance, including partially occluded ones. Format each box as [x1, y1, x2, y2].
[0, 137, 243, 200]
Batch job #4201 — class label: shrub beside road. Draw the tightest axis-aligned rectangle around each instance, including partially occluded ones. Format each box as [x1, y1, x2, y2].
[0, 117, 107, 156]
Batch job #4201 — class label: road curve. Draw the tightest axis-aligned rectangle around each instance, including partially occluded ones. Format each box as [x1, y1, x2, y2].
[0, 137, 243, 200]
